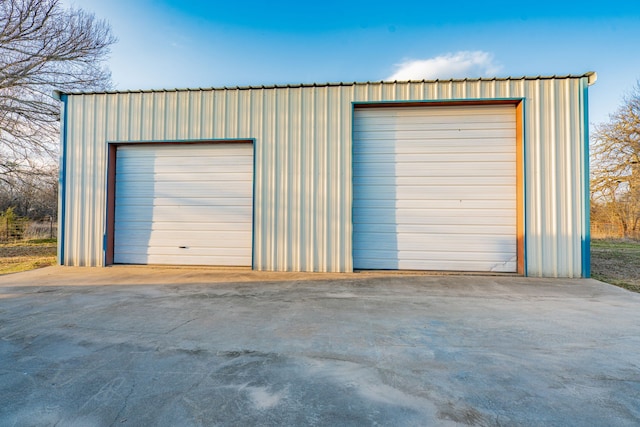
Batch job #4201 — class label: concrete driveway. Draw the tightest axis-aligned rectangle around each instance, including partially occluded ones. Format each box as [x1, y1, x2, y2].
[1, 266, 639, 426]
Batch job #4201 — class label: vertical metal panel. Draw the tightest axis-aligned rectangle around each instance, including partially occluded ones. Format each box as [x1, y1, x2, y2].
[61, 76, 590, 276]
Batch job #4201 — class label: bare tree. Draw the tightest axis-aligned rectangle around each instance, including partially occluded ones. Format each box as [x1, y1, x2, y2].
[591, 83, 640, 238]
[0, 0, 116, 182]
[0, 164, 57, 219]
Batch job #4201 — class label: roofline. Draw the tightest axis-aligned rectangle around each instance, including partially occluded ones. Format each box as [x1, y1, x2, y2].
[55, 72, 597, 96]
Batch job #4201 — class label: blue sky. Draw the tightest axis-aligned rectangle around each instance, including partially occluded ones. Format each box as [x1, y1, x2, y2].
[69, 0, 640, 126]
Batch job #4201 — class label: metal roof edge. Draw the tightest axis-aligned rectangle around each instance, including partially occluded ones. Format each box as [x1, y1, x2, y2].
[58, 72, 597, 96]
[585, 71, 597, 86]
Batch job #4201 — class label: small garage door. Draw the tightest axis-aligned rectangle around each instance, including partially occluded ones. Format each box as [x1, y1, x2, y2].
[353, 105, 517, 272]
[114, 143, 253, 266]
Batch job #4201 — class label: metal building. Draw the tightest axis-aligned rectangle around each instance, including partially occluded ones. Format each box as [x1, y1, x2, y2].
[55, 72, 596, 277]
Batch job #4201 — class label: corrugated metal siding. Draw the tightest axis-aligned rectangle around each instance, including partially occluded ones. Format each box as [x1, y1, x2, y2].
[60, 76, 590, 277]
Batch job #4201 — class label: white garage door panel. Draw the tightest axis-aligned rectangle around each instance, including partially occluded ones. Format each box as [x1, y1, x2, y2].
[354, 240, 516, 253]
[354, 162, 513, 176]
[115, 221, 249, 232]
[116, 197, 252, 207]
[353, 206, 514, 217]
[356, 223, 515, 235]
[117, 173, 252, 183]
[115, 246, 249, 257]
[119, 145, 251, 157]
[356, 152, 515, 163]
[354, 213, 514, 226]
[354, 121, 515, 132]
[115, 181, 251, 194]
[354, 176, 514, 186]
[117, 158, 252, 170]
[354, 139, 514, 154]
[355, 105, 513, 117]
[354, 128, 514, 140]
[353, 105, 517, 273]
[354, 199, 515, 210]
[356, 249, 516, 262]
[114, 143, 253, 266]
[121, 254, 249, 266]
[115, 206, 252, 223]
[355, 257, 517, 272]
[115, 231, 252, 247]
[354, 186, 514, 200]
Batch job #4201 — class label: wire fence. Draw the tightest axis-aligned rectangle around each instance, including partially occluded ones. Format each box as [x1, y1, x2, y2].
[0, 217, 57, 243]
[591, 222, 640, 240]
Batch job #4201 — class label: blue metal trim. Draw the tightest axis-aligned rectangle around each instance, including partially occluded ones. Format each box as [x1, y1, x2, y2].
[582, 80, 591, 278]
[251, 138, 257, 271]
[349, 102, 357, 272]
[520, 100, 529, 277]
[103, 143, 113, 266]
[58, 94, 68, 265]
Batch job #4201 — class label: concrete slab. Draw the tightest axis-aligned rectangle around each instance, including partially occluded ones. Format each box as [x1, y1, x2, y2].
[1, 266, 639, 426]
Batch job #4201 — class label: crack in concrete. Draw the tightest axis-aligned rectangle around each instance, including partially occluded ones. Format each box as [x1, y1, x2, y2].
[110, 377, 135, 427]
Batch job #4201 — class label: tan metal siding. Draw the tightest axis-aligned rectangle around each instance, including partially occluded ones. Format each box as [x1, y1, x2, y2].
[521, 78, 587, 277]
[60, 76, 590, 276]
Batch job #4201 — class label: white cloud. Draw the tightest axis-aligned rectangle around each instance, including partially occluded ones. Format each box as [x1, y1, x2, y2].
[386, 51, 502, 81]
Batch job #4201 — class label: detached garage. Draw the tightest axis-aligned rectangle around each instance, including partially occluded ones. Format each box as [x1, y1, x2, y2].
[55, 72, 595, 277]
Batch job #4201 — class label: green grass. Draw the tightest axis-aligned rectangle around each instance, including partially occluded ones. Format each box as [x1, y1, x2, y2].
[25, 238, 57, 244]
[591, 239, 640, 293]
[0, 240, 57, 275]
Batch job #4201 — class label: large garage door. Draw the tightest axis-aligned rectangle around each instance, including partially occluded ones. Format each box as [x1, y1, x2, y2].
[353, 105, 517, 272]
[114, 143, 253, 266]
